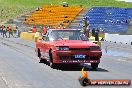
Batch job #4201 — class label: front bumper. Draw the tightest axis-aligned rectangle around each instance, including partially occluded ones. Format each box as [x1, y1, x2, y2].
[53, 59, 100, 64]
[52, 50, 102, 64]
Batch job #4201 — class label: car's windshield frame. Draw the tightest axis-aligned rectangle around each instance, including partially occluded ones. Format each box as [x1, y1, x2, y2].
[46, 30, 88, 41]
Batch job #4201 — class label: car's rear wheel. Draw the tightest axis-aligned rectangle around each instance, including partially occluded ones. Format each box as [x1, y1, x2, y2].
[37, 49, 46, 63]
[40, 58, 47, 63]
[37, 48, 41, 58]
[49, 50, 57, 68]
[91, 63, 99, 70]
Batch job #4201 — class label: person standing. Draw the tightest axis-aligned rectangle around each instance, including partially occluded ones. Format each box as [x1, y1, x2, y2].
[32, 26, 37, 33]
[83, 17, 90, 38]
[95, 29, 99, 41]
[8, 26, 14, 38]
[43, 26, 47, 35]
[1, 25, 4, 35]
[92, 28, 95, 37]
[2, 26, 7, 38]
[0, 26, 2, 35]
[34, 32, 40, 42]
[16, 26, 21, 38]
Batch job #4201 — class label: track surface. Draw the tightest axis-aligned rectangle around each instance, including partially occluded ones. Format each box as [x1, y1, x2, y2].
[0, 36, 132, 88]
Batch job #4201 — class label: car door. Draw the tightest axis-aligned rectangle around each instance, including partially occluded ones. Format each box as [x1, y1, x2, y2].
[43, 34, 51, 60]
[40, 32, 49, 59]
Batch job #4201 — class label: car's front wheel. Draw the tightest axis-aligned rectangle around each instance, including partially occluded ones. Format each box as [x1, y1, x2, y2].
[49, 50, 57, 68]
[91, 63, 99, 70]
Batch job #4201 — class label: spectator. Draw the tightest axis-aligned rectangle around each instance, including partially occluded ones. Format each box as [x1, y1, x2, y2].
[25, 18, 27, 21]
[83, 17, 90, 38]
[97, 29, 100, 33]
[95, 29, 99, 41]
[60, 23, 64, 27]
[64, 15, 68, 18]
[8, 26, 14, 38]
[2, 26, 7, 38]
[43, 26, 47, 35]
[1, 25, 4, 35]
[36, 7, 40, 11]
[34, 32, 40, 42]
[16, 26, 21, 38]
[32, 26, 37, 33]
[0, 26, 2, 35]
[92, 28, 95, 37]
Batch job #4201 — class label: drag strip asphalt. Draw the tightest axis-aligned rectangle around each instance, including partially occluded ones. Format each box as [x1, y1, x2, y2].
[0, 38, 132, 88]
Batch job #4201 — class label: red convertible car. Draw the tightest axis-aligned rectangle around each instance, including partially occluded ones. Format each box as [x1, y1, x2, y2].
[35, 29, 102, 69]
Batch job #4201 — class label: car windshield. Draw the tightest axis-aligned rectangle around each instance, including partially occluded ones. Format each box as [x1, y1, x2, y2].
[49, 30, 88, 41]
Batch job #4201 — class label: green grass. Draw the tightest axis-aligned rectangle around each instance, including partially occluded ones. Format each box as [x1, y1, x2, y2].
[0, 0, 132, 22]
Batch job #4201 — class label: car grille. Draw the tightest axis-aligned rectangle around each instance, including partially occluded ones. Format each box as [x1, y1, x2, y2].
[90, 57, 99, 60]
[60, 55, 89, 60]
[69, 48, 90, 51]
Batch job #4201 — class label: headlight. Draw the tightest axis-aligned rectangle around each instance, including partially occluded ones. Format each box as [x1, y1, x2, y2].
[56, 46, 69, 51]
[90, 46, 101, 51]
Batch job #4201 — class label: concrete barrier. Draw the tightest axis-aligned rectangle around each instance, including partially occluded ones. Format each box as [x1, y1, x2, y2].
[20, 32, 42, 42]
[99, 33, 105, 38]
[89, 36, 102, 46]
[105, 33, 132, 45]
[20, 32, 35, 41]
[89, 36, 103, 41]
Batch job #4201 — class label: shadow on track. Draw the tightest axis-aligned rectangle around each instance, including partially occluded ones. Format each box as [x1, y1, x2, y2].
[81, 64, 109, 72]
[57, 64, 109, 72]
[40, 61, 108, 72]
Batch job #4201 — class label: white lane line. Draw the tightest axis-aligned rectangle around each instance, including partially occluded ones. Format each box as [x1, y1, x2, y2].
[1, 76, 10, 88]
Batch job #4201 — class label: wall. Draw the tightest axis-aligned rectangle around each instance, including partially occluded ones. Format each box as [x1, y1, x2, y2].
[20, 32, 42, 42]
[105, 33, 132, 45]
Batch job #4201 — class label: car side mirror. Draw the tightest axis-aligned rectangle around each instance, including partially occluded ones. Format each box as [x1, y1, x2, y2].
[42, 35, 46, 40]
[42, 35, 49, 41]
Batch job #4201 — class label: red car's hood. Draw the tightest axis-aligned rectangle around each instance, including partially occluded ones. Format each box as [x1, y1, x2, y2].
[51, 40, 97, 48]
